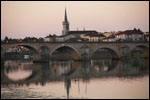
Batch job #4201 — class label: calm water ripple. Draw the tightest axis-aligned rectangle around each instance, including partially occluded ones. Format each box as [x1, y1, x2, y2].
[1, 59, 149, 99]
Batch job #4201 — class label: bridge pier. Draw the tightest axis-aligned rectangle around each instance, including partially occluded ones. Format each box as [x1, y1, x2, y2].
[1, 48, 5, 60]
[32, 54, 41, 62]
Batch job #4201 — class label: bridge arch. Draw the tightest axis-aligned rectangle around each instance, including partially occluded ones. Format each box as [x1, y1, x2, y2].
[91, 47, 119, 59]
[2, 44, 39, 55]
[131, 45, 149, 58]
[133, 45, 149, 49]
[17, 44, 39, 53]
[17, 44, 40, 60]
[50, 45, 80, 60]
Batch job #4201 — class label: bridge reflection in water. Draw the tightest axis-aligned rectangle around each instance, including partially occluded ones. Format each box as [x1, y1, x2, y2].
[1, 58, 149, 99]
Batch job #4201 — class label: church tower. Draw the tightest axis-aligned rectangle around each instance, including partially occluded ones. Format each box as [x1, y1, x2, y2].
[62, 8, 69, 35]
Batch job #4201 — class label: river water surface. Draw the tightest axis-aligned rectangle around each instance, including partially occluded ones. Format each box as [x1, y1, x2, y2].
[1, 59, 149, 99]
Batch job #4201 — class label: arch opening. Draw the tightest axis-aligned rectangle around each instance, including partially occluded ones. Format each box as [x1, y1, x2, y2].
[51, 46, 80, 60]
[4, 45, 39, 60]
[131, 45, 149, 58]
[17, 45, 38, 54]
[91, 48, 119, 60]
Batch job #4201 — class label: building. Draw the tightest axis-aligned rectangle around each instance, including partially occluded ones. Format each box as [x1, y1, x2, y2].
[103, 32, 114, 37]
[44, 8, 101, 42]
[103, 34, 115, 42]
[102, 31, 117, 42]
[61, 8, 104, 42]
[44, 35, 52, 42]
[115, 29, 144, 42]
[63, 30, 99, 42]
[45, 9, 148, 43]
[55, 36, 64, 42]
[44, 34, 66, 42]
[81, 32, 105, 42]
[144, 32, 149, 41]
[44, 34, 56, 42]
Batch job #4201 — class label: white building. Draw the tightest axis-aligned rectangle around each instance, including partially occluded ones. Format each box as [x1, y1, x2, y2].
[115, 30, 144, 42]
[44, 36, 52, 42]
[56, 36, 64, 42]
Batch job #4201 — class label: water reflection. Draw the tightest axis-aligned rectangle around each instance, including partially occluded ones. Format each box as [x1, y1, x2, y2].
[91, 59, 118, 72]
[1, 58, 149, 99]
[64, 77, 71, 99]
[4, 60, 33, 81]
[50, 61, 78, 76]
[116, 59, 149, 77]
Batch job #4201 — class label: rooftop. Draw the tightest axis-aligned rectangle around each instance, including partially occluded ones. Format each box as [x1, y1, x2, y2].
[85, 32, 105, 37]
[67, 30, 98, 35]
[115, 30, 144, 35]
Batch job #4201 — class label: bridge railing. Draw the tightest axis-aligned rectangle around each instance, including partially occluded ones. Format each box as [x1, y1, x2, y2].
[1, 40, 149, 44]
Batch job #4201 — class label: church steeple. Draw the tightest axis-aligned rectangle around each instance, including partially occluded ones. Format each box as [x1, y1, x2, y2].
[64, 8, 68, 23]
[62, 8, 69, 36]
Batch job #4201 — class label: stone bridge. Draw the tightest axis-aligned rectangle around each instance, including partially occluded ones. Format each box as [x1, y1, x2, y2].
[1, 42, 149, 60]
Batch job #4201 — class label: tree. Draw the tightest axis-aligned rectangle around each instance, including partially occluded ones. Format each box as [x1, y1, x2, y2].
[133, 28, 137, 31]
[4, 36, 9, 43]
[137, 28, 141, 32]
[4, 36, 8, 40]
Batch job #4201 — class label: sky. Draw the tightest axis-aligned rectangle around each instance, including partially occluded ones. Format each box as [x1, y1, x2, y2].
[1, 1, 149, 40]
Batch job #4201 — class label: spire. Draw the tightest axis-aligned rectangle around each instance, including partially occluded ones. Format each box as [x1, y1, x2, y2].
[64, 8, 68, 23]
[62, 7, 69, 35]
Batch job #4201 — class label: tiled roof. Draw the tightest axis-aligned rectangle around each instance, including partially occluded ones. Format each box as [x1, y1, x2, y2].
[115, 30, 144, 35]
[85, 32, 105, 37]
[67, 30, 98, 34]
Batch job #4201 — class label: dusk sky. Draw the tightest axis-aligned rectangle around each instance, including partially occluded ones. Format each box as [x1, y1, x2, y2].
[1, 1, 149, 40]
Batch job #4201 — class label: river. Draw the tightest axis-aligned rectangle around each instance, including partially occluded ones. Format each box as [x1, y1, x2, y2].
[1, 59, 149, 99]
